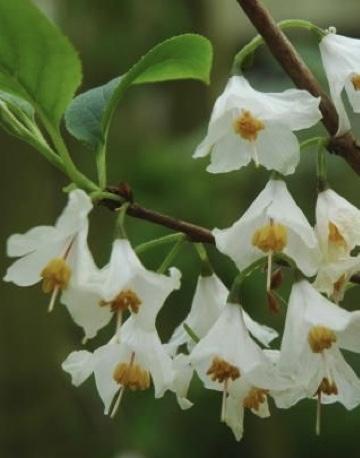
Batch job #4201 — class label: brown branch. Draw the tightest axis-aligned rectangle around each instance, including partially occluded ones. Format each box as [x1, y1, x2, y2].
[101, 184, 215, 244]
[236, 0, 360, 175]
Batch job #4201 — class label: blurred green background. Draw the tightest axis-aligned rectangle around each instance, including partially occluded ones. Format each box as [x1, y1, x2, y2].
[1, 0, 360, 457]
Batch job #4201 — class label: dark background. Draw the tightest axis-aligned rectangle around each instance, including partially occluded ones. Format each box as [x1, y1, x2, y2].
[1, 1, 360, 457]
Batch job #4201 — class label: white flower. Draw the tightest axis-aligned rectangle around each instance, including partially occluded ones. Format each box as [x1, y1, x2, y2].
[190, 302, 286, 430]
[193, 75, 321, 175]
[62, 268, 181, 415]
[278, 279, 360, 410]
[4, 189, 94, 311]
[315, 188, 360, 262]
[320, 32, 360, 134]
[214, 179, 321, 279]
[62, 238, 181, 339]
[314, 256, 360, 303]
[170, 354, 194, 410]
[166, 273, 278, 355]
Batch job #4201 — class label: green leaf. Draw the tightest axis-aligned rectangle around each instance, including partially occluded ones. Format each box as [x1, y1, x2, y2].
[0, 0, 81, 126]
[65, 34, 213, 150]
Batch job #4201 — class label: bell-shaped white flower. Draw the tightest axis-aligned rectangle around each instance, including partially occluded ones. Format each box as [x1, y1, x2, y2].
[194, 75, 321, 175]
[214, 179, 321, 280]
[278, 279, 360, 410]
[190, 302, 286, 428]
[4, 189, 94, 311]
[63, 268, 181, 415]
[320, 31, 360, 134]
[315, 188, 360, 262]
[166, 273, 278, 355]
[62, 237, 181, 339]
[166, 274, 278, 354]
[314, 256, 360, 303]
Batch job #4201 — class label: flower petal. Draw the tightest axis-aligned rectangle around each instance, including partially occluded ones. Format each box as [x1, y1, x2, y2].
[62, 350, 94, 386]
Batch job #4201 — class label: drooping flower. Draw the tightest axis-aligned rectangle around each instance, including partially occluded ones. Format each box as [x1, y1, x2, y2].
[213, 179, 321, 286]
[278, 279, 360, 411]
[4, 189, 94, 311]
[63, 267, 181, 415]
[190, 302, 286, 432]
[193, 75, 322, 175]
[166, 273, 278, 355]
[62, 237, 181, 340]
[319, 31, 360, 134]
[315, 188, 360, 262]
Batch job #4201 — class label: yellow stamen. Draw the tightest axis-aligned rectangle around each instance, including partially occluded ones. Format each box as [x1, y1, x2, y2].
[233, 110, 265, 142]
[100, 289, 142, 314]
[207, 357, 240, 383]
[308, 326, 337, 353]
[351, 74, 360, 91]
[41, 258, 71, 293]
[317, 377, 338, 396]
[328, 222, 347, 248]
[252, 222, 288, 253]
[113, 361, 150, 391]
[243, 388, 268, 411]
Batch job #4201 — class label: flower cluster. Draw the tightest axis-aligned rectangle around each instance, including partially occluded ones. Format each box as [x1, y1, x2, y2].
[4, 28, 360, 442]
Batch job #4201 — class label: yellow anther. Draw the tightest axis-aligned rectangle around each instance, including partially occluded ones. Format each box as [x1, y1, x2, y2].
[317, 377, 338, 396]
[100, 289, 142, 314]
[308, 326, 337, 353]
[233, 110, 265, 141]
[207, 357, 240, 383]
[252, 222, 288, 253]
[113, 362, 150, 391]
[328, 222, 347, 248]
[243, 388, 268, 411]
[351, 74, 360, 91]
[41, 258, 71, 293]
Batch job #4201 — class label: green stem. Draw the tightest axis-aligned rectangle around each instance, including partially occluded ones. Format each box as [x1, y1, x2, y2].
[316, 140, 328, 192]
[135, 233, 185, 255]
[233, 19, 326, 73]
[193, 243, 213, 276]
[300, 136, 328, 151]
[183, 323, 200, 343]
[114, 202, 130, 239]
[96, 143, 107, 189]
[157, 236, 186, 274]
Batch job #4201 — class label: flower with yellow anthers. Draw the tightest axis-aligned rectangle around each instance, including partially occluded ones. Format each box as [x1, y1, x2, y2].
[193, 75, 321, 175]
[190, 303, 287, 429]
[62, 268, 181, 416]
[214, 179, 321, 278]
[62, 237, 181, 340]
[166, 273, 278, 357]
[320, 30, 360, 134]
[277, 279, 360, 410]
[4, 189, 94, 312]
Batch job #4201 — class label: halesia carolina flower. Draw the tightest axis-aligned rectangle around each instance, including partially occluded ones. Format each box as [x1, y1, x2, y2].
[63, 268, 181, 416]
[278, 279, 360, 416]
[315, 188, 360, 262]
[166, 273, 278, 355]
[193, 75, 321, 175]
[4, 189, 94, 312]
[314, 256, 360, 303]
[190, 302, 287, 434]
[62, 237, 181, 340]
[213, 179, 321, 287]
[320, 31, 360, 134]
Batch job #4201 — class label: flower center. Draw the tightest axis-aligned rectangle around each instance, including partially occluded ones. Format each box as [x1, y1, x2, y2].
[252, 222, 288, 253]
[243, 388, 268, 411]
[113, 361, 150, 391]
[233, 110, 265, 141]
[308, 325, 337, 353]
[328, 222, 347, 248]
[100, 289, 142, 313]
[207, 357, 240, 383]
[41, 258, 71, 293]
[317, 377, 338, 396]
[351, 74, 360, 91]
